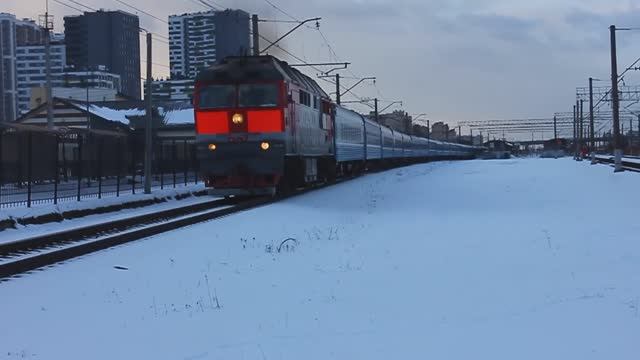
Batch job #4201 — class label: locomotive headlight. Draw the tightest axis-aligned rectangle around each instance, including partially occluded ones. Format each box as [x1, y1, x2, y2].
[208, 143, 217, 151]
[260, 142, 270, 151]
[232, 113, 244, 125]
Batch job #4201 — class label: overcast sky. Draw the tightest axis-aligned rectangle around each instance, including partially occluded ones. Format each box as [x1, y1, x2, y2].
[6, 0, 640, 130]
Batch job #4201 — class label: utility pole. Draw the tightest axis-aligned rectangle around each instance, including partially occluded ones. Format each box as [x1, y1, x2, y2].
[335, 73, 340, 105]
[610, 25, 623, 171]
[41, 3, 53, 129]
[427, 120, 430, 140]
[553, 115, 557, 139]
[458, 125, 461, 143]
[374, 98, 379, 123]
[589, 77, 596, 163]
[579, 99, 584, 160]
[252, 15, 259, 56]
[86, 84, 90, 129]
[143, 33, 153, 194]
[573, 105, 578, 160]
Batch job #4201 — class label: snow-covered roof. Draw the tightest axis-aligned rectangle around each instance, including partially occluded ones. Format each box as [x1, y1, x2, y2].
[66, 100, 194, 128]
[69, 101, 145, 125]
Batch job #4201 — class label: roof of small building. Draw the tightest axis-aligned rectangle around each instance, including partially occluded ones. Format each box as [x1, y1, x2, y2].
[16, 98, 195, 130]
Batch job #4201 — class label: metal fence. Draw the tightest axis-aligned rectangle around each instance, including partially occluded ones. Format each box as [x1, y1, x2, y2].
[0, 124, 200, 208]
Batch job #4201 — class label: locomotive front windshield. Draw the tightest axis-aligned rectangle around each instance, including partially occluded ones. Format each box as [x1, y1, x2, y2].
[239, 84, 279, 108]
[198, 85, 236, 109]
[198, 83, 280, 109]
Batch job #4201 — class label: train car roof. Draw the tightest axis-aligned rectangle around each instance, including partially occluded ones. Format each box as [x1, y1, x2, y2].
[196, 55, 330, 100]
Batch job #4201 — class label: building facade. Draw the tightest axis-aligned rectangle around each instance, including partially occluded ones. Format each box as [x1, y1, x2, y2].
[431, 122, 450, 141]
[30, 87, 121, 110]
[15, 40, 66, 115]
[168, 9, 250, 79]
[145, 78, 194, 102]
[59, 69, 121, 90]
[0, 13, 45, 122]
[64, 10, 140, 99]
[372, 110, 412, 134]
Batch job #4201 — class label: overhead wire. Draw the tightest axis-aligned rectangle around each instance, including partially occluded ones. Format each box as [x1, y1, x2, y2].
[112, 0, 168, 24]
[51, 0, 84, 13]
[66, 0, 95, 11]
[257, 0, 380, 110]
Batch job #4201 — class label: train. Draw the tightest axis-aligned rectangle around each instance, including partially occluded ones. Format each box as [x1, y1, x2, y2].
[194, 55, 479, 196]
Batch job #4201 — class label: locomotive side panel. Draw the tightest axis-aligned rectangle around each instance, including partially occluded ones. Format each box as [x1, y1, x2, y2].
[288, 86, 333, 157]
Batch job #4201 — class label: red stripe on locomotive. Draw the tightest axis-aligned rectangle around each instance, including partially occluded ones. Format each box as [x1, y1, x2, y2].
[195, 111, 229, 134]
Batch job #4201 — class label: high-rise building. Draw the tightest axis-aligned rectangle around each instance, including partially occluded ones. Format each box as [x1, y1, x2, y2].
[64, 10, 141, 99]
[15, 39, 66, 114]
[168, 9, 250, 79]
[0, 13, 44, 122]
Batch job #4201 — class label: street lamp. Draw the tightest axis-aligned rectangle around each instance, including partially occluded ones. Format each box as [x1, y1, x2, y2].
[412, 113, 427, 122]
[379, 101, 402, 114]
[260, 17, 322, 54]
[339, 77, 376, 99]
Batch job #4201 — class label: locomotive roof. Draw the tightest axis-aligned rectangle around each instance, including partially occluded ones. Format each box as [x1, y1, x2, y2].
[197, 55, 330, 100]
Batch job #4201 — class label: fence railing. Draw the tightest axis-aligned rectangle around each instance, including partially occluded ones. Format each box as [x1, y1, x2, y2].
[0, 125, 200, 208]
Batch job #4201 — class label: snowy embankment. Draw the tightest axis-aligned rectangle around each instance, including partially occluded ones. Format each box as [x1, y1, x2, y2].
[0, 184, 206, 243]
[1, 158, 640, 359]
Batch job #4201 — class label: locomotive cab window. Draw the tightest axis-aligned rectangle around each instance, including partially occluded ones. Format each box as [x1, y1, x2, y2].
[239, 83, 279, 108]
[198, 84, 235, 109]
[299, 91, 311, 107]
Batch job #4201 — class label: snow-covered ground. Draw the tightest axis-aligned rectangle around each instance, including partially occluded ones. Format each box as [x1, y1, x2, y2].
[1, 158, 640, 359]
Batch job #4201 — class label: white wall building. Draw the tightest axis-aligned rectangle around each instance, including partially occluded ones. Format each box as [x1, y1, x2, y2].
[59, 69, 121, 90]
[169, 11, 216, 79]
[15, 41, 66, 115]
[145, 79, 194, 102]
[168, 10, 250, 79]
[0, 13, 44, 122]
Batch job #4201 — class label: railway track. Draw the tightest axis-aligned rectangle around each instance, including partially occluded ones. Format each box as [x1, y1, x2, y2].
[0, 196, 275, 280]
[593, 155, 640, 172]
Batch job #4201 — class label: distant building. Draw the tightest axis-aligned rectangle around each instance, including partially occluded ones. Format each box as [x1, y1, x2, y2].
[145, 79, 194, 102]
[412, 124, 430, 138]
[459, 134, 484, 146]
[168, 9, 250, 79]
[372, 110, 411, 133]
[64, 10, 141, 99]
[0, 13, 45, 122]
[30, 87, 122, 110]
[431, 122, 449, 140]
[15, 39, 66, 115]
[58, 69, 121, 90]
